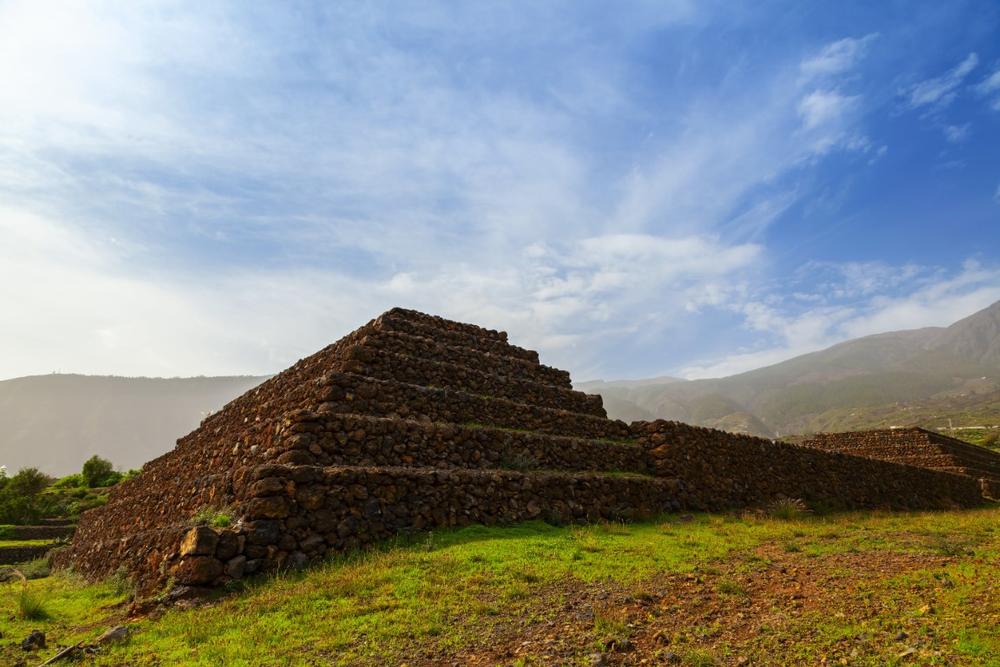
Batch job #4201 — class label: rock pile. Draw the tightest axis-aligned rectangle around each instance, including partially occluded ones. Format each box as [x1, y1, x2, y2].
[54, 309, 993, 595]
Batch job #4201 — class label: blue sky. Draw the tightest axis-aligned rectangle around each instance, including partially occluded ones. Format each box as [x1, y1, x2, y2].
[1, 1, 999, 382]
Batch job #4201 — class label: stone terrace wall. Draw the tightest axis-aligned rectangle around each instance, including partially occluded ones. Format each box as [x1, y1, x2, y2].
[164, 464, 682, 587]
[802, 428, 1000, 501]
[269, 411, 646, 474]
[357, 329, 571, 387]
[632, 420, 987, 511]
[379, 311, 538, 362]
[316, 372, 631, 440]
[342, 347, 605, 415]
[802, 428, 1000, 476]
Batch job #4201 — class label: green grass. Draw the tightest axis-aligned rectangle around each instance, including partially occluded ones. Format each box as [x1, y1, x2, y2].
[17, 586, 50, 620]
[1, 508, 998, 665]
[0, 538, 62, 548]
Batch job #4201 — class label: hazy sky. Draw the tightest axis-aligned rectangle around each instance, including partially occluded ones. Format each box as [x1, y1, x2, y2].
[2, 1, 999, 382]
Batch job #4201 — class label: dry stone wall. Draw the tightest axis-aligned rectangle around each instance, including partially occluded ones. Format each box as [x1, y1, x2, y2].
[356, 329, 571, 387]
[342, 347, 604, 415]
[56, 308, 993, 596]
[633, 421, 987, 510]
[316, 371, 631, 440]
[802, 428, 1000, 500]
[269, 412, 647, 474]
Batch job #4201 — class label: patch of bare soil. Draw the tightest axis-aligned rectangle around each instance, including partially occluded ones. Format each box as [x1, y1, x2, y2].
[411, 547, 955, 666]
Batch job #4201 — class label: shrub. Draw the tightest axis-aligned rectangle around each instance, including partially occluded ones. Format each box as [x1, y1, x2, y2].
[109, 566, 136, 599]
[0, 468, 57, 524]
[50, 473, 85, 489]
[983, 432, 999, 449]
[82, 455, 122, 488]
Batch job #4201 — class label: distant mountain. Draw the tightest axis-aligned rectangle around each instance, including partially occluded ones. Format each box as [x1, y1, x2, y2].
[0, 374, 267, 475]
[579, 300, 1000, 438]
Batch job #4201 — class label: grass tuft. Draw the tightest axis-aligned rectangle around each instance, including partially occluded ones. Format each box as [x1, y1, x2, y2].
[18, 586, 49, 620]
[767, 497, 811, 520]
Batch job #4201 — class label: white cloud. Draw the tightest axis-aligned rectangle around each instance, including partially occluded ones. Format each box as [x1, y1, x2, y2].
[904, 52, 979, 109]
[799, 33, 878, 79]
[679, 259, 1000, 379]
[978, 67, 1000, 94]
[975, 66, 1000, 111]
[798, 90, 858, 129]
[0, 8, 911, 383]
[943, 123, 971, 143]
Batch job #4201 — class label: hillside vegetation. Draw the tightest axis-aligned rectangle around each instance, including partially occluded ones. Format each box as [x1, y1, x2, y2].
[2, 508, 999, 665]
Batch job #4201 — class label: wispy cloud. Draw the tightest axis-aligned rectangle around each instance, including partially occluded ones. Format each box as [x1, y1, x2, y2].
[943, 123, 971, 143]
[975, 65, 1000, 110]
[798, 90, 859, 129]
[903, 52, 979, 110]
[799, 33, 879, 79]
[680, 259, 1000, 378]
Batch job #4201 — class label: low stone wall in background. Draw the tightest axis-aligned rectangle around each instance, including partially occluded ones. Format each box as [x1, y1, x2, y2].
[632, 420, 988, 511]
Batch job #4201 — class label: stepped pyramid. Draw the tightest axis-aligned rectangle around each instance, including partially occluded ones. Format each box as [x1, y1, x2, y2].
[803, 428, 1000, 500]
[58, 309, 676, 593]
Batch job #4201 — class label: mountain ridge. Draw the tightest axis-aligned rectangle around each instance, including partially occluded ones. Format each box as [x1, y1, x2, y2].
[579, 300, 1000, 437]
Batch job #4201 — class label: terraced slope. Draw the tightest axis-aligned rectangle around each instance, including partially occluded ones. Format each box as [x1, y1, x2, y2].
[0, 525, 74, 565]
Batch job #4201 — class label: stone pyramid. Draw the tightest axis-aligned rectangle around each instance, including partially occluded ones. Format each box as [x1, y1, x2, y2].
[58, 308, 676, 593]
[803, 428, 1000, 499]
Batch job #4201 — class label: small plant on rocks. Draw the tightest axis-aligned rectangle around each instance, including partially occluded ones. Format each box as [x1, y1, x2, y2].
[109, 565, 136, 599]
[191, 505, 235, 528]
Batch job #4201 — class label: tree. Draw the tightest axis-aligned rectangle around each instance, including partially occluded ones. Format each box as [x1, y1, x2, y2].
[81, 455, 120, 488]
[7, 468, 50, 497]
[0, 468, 54, 524]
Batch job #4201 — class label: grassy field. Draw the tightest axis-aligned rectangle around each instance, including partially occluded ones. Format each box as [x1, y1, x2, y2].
[2, 508, 999, 666]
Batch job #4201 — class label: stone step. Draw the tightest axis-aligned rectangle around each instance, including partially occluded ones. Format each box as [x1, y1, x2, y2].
[355, 328, 571, 388]
[235, 464, 682, 568]
[269, 412, 647, 474]
[317, 372, 631, 440]
[0, 525, 75, 540]
[384, 307, 510, 345]
[812, 443, 1000, 474]
[926, 432, 1000, 459]
[341, 348, 606, 417]
[933, 466, 1000, 482]
[0, 543, 55, 565]
[377, 311, 539, 363]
